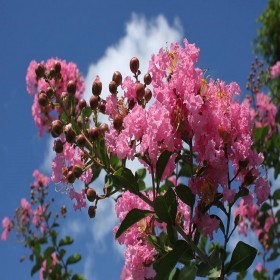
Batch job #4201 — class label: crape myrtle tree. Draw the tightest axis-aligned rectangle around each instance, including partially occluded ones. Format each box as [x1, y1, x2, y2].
[2, 4, 280, 280]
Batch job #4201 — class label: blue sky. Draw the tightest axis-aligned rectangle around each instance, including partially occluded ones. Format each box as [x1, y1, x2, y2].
[0, 1, 267, 279]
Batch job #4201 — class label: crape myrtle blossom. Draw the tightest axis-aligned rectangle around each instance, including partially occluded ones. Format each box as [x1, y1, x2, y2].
[26, 58, 85, 136]
[270, 61, 280, 78]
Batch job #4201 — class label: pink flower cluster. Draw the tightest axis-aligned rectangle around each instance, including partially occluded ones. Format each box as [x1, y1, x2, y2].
[26, 58, 85, 136]
[115, 191, 156, 280]
[234, 194, 274, 248]
[51, 140, 92, 210]
[270, 61, 280, 78]
[243, 92, 277, 135]
[40, 252, 58, 280]
[1, 170, 50, 240]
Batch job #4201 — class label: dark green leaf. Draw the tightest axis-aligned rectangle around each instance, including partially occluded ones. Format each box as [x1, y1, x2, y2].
[175, 184, 195, 207]
[210, 214, 225, 236]
[115, 208, 153, 239]
[273, 189, 280, 200]
[178, 163, 192, 178]
[66, 253, 82, 265]
[44, 246, 55, 259]
[178, 263, 197, 280]
[136, 168, 146, 180]
[99, 138, 110, 170]
[31, 263, 41, 277]
[227, 241, 257, 272]
[72, 274, 86, 280]
[154, 187, 177, 224]
[154, 240, 192, 280]
[59, 236, 74, 247]
[113, 168, 139, 193]
[156, 150, 172, 184]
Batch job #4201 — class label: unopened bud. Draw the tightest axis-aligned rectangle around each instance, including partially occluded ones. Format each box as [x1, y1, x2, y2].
[109, 81, 118, 94]
[99, 123, 109, 134]
[51, 120, 63, 138]
[113, 113, 123, 131]
[54, 61, 61, 74]
[46, 87, 55, 99]
[92, 79, 102, 96]
[98, 100, 106, 114]
[35, 64, 45, 79]
[73, 164, 83, 178]
[112, 71, 122, 86]
[88, 127, 100, 141]
[86, 188, 97, 202]
[78, 99, 87, 110]
[128, 99, 135, 110]
[54, 139, 64, 153]
[88, 206, 96, 218]
[90, 95, 99, 110]
[66, 171, 75, 184]
[144, 88, 152, 102]
[130, 57, 139, 74]
[136, 83, 145, 100]
[64, 124, 76, 143]
[49, 67, 56, 79]
[67, 80, 76, 95]
[76, 134, 86, 147]
[144, 73, 152, 85]
[38, 91, 48, 107]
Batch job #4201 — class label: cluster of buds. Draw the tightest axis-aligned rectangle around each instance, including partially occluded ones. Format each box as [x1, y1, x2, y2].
[246, 57, 269, 94]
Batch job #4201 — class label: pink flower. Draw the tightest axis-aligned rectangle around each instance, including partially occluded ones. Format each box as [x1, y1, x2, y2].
[271, 61, 280, 78]
[1, 217, 10, 240]
[69, 189, 86, 211]
[32, 170, 50, 188]
[20, 198, 32, 224]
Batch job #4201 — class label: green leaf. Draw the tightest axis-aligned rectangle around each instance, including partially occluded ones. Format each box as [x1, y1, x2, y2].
[227, 241, 257, 272]
[72, 274, 86, 280]
[136, 168, 146, 180]
[175, 184, 195, 207]
[210, 214, 225, 236]
[197, 246, 221, 278]
[115, 208, 153, 239]
[154, 240, 192, 280]
[273, 189, 280, 200]
[178, 263, 197, 280]
[254, 126, 269, 141]
[59, 236, 74, 247]
[44, 246, 55, 259]
[66, 253, 82, 265]
[31, 263, 41, 277]
[113, 168, 139, 193]
[178, 163, 193, 178]
[154, 187, 177, 224]
[156, 150, 172, 184]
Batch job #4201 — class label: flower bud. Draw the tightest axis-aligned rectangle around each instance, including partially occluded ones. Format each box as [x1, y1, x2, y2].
[90, 95, 99, 110]
[76, 134, 86, 147]
[73, 164, 83, 178]
[66, 171, 75, 184]
[54, 139, 64, 153]
[99, 123, 109, 134]
[49, 67, 56, 79]
[64, 124, 76, 143]
[109, 81, 118, 94]
[67, 80, 76, 95]
[86, 188, 97, 202]
[144, 88, 152, 102]
[78, 99, 87, 110]
[130, 57, 139, 74]
[112, 71, 122, 86]
[51, 120, 63, 138]
[35, 63, 45, 79]
[113, 113, 123, 131]
[92, 80, 102, 96]
[144, 73, 152, 85]
[128, 99, 135, 110]
[88, 206, 96, 218]
[88, 127, 100, 141]
[46, 87, 55, 99]
[98, 100, 106, 114]
[54, 61, 61, 74]
[136, 83, 145, 100]
[38, 91, 48, 107]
